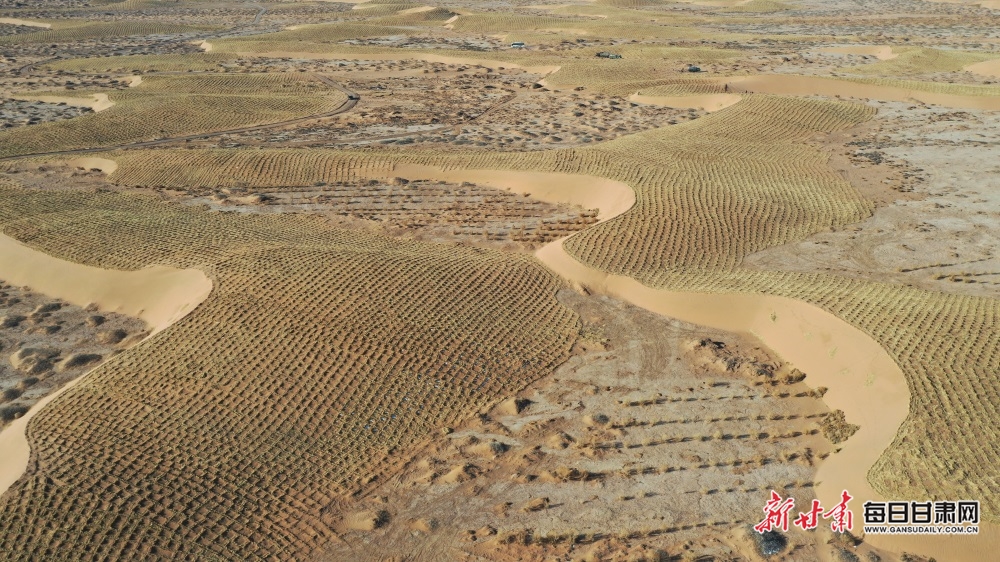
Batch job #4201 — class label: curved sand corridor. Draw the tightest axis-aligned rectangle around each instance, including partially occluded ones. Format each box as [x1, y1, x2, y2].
[374, 162, 905, 506]
[535, 241, 906, 516]
[385, 163, 635, 222]
[0, 232, 212, 497]
[369, 162, 1000, 559]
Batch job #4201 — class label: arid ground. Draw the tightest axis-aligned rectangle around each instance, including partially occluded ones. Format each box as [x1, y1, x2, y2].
[1, 0, 999, 560]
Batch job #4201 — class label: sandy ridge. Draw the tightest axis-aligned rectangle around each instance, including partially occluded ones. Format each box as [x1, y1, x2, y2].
[628, 92, 742, 112]
[11, 93, 114, 112]
[0, 18, 51, 29]
[965, 57, 1000, 77]
[0, 232, 212, 497]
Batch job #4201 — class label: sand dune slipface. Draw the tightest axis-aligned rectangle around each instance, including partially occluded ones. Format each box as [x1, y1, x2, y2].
[0, 18, 51, 28]
[384, 163, 635, 223]
[0, 232, 212, 497]
[0, 233, 210, 335]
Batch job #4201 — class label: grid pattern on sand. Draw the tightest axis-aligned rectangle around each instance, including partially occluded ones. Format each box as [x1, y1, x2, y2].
[0, 187, 579, 560]
[0, 74, 346, 159]
[0, 22, 203, 45]
[88, 92, 1000, 520]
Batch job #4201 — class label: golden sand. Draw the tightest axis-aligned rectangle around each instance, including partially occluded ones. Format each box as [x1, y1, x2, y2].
[0, 232, 212, 496]
[0, 18, 51, 28]
[628, 92, 742, 112]
[12, 93, 114, 112]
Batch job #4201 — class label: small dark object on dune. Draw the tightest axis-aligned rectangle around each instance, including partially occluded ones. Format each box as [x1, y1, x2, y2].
[752, 529, 787, 556]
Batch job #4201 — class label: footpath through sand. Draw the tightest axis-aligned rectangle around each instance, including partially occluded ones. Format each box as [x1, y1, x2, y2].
[0, 232, 212, 497]
[369, 161, 997, 561]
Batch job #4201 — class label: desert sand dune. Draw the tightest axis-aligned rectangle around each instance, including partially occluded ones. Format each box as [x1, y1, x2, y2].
[12, 93, 114, 112]
[379, 162, 1000, 560]
[0, 233, 210, 332]
[386, 163, 634, 223]
[0, 18, 51, 28]
[0, 232, 212, 496]
[966, 58, 1000, 77]
[406, 161, 999, 561]
[362, 161, 905, 514]
[536, 239, 905, 516]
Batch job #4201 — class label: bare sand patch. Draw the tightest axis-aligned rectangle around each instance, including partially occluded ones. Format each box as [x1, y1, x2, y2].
[397, 5, 435, 15]
[0, 232, 211, 497]
[128, 75, 143, 87]
[965, 57, 1000, 77]
[821, 45, 897, 60]
[12, 93, 114, 113]
[0, 18, 51, 28]
[65, 157, 118, 174]
[720, 74, 1000, 109]
[629, 92, 742, 112]
[199, 40, 213, 52]
[0, 233, 210, 337]
[383, 163, 634, 223]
